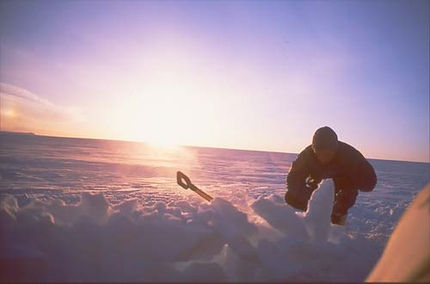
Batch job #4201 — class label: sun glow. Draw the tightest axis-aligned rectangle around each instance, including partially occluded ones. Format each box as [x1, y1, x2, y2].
[108, 42, 222, 148]
[112, 77, 212, 148]
[1, 108, 17, 118]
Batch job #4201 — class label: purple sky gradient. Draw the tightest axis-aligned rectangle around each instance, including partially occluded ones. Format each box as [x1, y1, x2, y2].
[1, 0, 429, 162]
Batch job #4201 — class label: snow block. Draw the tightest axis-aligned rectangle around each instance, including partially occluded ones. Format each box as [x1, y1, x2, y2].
[303, 179, 335, 242]
[250, 195, 308, 238]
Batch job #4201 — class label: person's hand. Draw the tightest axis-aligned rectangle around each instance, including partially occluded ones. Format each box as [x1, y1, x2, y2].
[306, 176, 321, 190]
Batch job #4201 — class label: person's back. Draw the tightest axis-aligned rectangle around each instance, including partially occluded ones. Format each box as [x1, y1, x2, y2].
[285, 126, 377, 225]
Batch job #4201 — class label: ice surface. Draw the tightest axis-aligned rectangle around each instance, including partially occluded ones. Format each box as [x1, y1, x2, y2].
[1, 133, 429, 282]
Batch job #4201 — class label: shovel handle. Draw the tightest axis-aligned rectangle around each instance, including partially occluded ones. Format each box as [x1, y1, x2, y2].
[194, 188, 213, 202]
[176, 171, 213, 202]
[177, 171, 192, 189]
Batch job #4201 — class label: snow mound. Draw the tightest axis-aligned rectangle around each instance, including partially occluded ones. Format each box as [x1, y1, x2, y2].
[1, 180, 380, 282]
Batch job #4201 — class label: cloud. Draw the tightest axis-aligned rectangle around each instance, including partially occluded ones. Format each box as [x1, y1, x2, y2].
[0, 83, 83, 134]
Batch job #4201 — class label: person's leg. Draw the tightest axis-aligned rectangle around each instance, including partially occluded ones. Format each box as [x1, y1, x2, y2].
[332, 177, 359, 225]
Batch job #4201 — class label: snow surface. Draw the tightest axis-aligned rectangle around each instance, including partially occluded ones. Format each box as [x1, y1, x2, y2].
[0, 180, 373, 282]
[0, 133, 429, 282]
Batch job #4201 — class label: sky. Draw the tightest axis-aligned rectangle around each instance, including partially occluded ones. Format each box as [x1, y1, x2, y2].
[0, 0, 429, 163]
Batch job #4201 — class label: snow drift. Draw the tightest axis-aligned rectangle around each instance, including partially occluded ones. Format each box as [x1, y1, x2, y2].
[0, 180, 383, 282]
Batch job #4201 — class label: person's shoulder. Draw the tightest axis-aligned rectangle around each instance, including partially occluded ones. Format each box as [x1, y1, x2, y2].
[299, 145, 314, 157]
[337, 141, 365, 159]
[295, 145, 316, 162]
[291, 145, 315, 170]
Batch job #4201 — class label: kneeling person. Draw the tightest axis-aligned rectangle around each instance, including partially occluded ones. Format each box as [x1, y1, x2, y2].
[285, 126, 377, 225]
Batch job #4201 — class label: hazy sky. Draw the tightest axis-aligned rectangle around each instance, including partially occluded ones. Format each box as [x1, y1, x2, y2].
[1, 0, 429, 162]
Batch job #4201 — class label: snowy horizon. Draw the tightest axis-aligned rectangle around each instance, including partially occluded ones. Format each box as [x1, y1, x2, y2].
[1, 130, 427, 164]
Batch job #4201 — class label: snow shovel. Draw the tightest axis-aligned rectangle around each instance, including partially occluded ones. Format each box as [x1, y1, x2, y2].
[176, 171, 213, 202]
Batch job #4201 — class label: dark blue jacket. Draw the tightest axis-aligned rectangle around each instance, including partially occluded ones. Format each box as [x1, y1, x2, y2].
[287, 141, 377, 200]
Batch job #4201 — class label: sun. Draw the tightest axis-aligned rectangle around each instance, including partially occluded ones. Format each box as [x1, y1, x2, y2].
[111, 82, 206, 149]
[1, 108, 17, 118]
[109, 46, 220, 149]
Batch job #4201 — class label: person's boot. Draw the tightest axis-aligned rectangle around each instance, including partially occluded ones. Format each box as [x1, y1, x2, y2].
[331, 212, 347, 226]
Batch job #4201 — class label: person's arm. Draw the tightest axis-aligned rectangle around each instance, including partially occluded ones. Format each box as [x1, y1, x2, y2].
[285, 149, 315, 210]
[287, 155, 309, 193]
[337, 147, 377, 192]
[352, 158, 377, 191]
